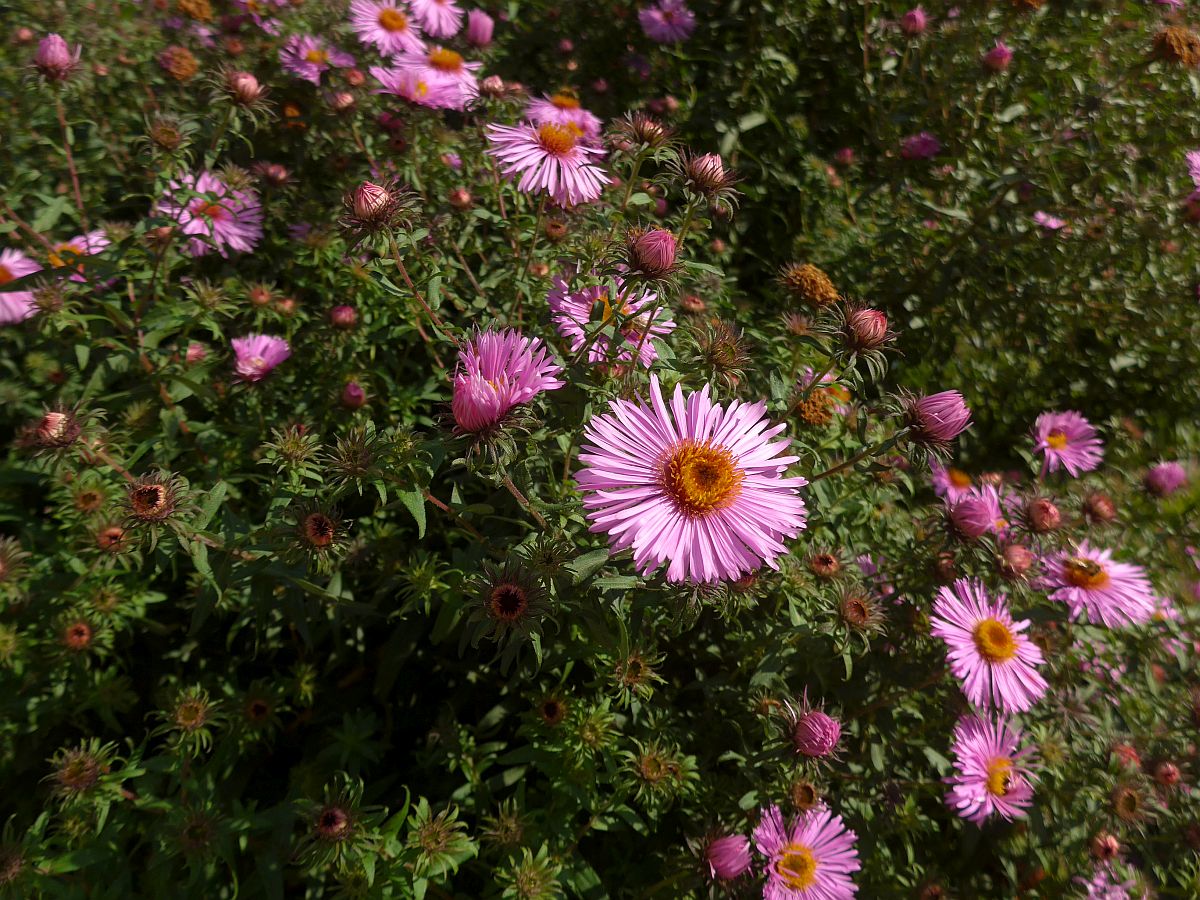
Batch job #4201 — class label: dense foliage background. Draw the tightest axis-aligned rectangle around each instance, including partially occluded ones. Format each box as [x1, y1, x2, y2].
[1, 0, 1198, 897]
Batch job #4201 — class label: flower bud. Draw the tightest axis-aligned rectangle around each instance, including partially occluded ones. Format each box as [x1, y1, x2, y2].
[1090, 832, 1120, 861]
[226, 70, 263, 105]
[350, 181, 392, 223]
[843, 305, 891, 352]
[14, 27, 35, 45]
[1154, 760, 1182, 787]
[1083, 492, 1117, 523]
[905, 391, 972, 447]
[900, 7, 928, 36]
[329, 305, 357, 330]
[791, 709, 842, 758]
[1144, 461, 1188, 497]
[998, 544, 1035, 579]
[628, 227, 678, 279]
[345, 68, 366, 88]
[480, 75, 505, 97]
[982, 41, 1013, 72]
[341, 381, 366, 409]
[465, 9, 494, 47]
[448, 187, 472, 210]
[329, 91, 356, 112]
[185, 342, 207, 364]
[704, 834, 752, 882]
[1025, 497, 1061, 533]
[34, 33, 81, 82]
[948, 496, 991, 540]
[834, 147, 856, 167]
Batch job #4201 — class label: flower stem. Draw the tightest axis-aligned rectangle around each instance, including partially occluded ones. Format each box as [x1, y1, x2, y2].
[512, 195, 547, 324]
[502, 475, 547, 529]
[55, 94, 88, 230]
[809, 431, 906, 483]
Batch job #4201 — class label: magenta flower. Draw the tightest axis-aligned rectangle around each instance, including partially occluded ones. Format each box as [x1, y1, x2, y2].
[704, 833, 752, 881]
[464, 9, 494, 47]
[486, 122, 608, 207]
[785, 693, 842, 759]
[1144, 461, 1188, 497]
[392, 46, 481, 109]
[233, 0, 286, 34]
[752, 804, 860, 899]
[451, 329, 564, 434]
[639, 0, 697, 43]
[547, 275, 675, 367]
[280, 35, 355, 85]
[1033, 210, 1067, 233]
[231, 334, 291, 382]
[49, 230, 109, 282]
[945, 715, 1036, 824]
[900, 7, 928, 36]
[370, 65, 461, 108]
[33, 33, 81, 82]
[1041, 541, 1157, 627]
[525, 93, 604, 143]
[947, 493, 992, 540]
[900, 131, 941, 160]
[931, 578, 1048, 714]
[349, 1, 426, 56]
[930, 460, 974, 502]
[0, 248, 42, 325]
[410, 0, 464, 38]
[982, 41, 1013, 72]
[904, 391, 972, 447]
[1033, 411, 1103, 477]
[1187, 150, 1200, 188]
[576, 375, 807, 584]
[629, 228, 678, 278]
[157, 171, 264, 258]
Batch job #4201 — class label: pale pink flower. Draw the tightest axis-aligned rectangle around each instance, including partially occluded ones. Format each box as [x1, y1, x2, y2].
[232, 334, 291, 381]
[0, 248, 42, 325]
[410, 0, 464, 39]
[280, 35, 355, 85]
[349, 0, 426, 56]
[486, 121, 608, 207]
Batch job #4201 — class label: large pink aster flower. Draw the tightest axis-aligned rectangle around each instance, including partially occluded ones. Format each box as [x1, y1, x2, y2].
[370, 65, 460, 108]
[0, 248, 42, 325]
[280, 35, 356, 85]
[639, 0, 697, 44]
[752, 804, 860, 899]
[525, 93, 604, 143]
[350, 0, 426, 56]
[1040, 541, 1156, 627]
[157, 171, 264, 258]
[48, 229, 109, 282]
[452, 329, 564, 434]
[576, 375, 807, 584]
[486, 122, 608, 207]
[547, 275, 675, 367]
[930, 578, 1048, 714]
[410, 0, 464, 38]
[232, 334, 291, 382]
[392, 46, 480, 109]
[945, 715, 1036, 824]
[1033, 410, 1103, 477]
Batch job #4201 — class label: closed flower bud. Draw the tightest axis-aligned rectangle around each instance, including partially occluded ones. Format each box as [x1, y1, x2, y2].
[791, 708, 841, 758]
[226, 70, 263, 105]
[253, 161, 291, 187]
[328, 91, 356, 112]
[1144, 461, 1188, 497]
[1025, 497, 1061, 532]
[842, 305, 892, 352]
[998, 543, 1035, 579]
[345, 68, 366, 88]
[904, 391, 972, 447]
[341, 381, 366, 409]
[703, 834, 752, 881]
[330, 305, 357, 330]
[351, 181, 392, 223]
[480, 75, 505, 97]
[465, 9, 494, 47]
[627, 227, 678, 279]
[1154, 760, 1182, 787]
[982, 41, 1013, 72]
[1083, 491, 1117, 523]
[448, 187, 472, 209]
[185, 343, 207, 364]
[34, 33, 81, 82]
[834, 147, 856, 167]
[14, 27, 35, 45]
[948, 496, 991, 540]
[900, 7, 928, 36]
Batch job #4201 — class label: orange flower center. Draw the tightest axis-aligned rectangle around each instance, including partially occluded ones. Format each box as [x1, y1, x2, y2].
[192, 200, 226, 221]
[597, 290, 633, 323]
[550, 92, 581, 109]
[428, 48, 464, 72]
[948, 468, 972, 488]
[537, 123, 577, 155]
[775, 843, 817, 890]
[1046, 429, 1069, 450]
[378, 8, 408, 31]
[661, 440, 743, 517]
[48, 243, 84, 269]
[972, 617, 1017, 663]
[1064, 556, 1110, 590]
[986, 757, 1013, 797]
[0, 265, 13, 286]
[304, 48, 329, 64]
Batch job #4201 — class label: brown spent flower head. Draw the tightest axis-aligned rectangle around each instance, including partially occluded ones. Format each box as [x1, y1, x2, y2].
[19, 407, 83, 451]
[0, 844, 23, 887]
[1111, 784, 1145, 823]
[158, 45, 199, 82]
[794, 389, 835, 428]
[52, 746, 106, 797]
[1083, 492, 1117, 524]
[544, 218, 568, 242]
[174, 691, 213, 733]
[0, 536, 30, 584]
[96, 524, 129, 554]
[808, 551, 842, 580]
[694, 319, 749, 385]
[61, 620, 93, 652]
[613, 111, 674, 149]
[838, 588, 886, 635]
[124, 472, 185, 525]
[782, 312, 812, 336]
[177, 0, 214, 20]
[1154, 26, 1200, 67]
[789, 778, 821, 812]
[315, 805, 353, 843]
[300, 510, 340, 551]
[780, 263, 839, 308]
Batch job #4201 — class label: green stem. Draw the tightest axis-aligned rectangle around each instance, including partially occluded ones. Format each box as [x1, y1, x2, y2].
[55, 94, 88, 229]
[809, 431, 907, 483]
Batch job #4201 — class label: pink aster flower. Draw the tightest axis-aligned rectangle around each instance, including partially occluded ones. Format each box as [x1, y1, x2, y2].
[1074, 865, 1139, 900]
[575, 375, 808, 584]
[547, 275, 675, 367]
[232, 334, 291, 382]
[280, 35, 355, 85]
[639, 0, 697, 44]
[157, 171, 264, 258]
[704, 833, 752, 882]
[486, 121, 608, 207]
[900, 131, 941, 160]
[451, 329, 564, 434]
[983, 41, 1013, 73]
[930, 460, 975, 502]
[900, 7, 928, 36]
[1033, 210, 1068, 233]
[904, 390, 972, 448]
[945, 715, 1036, 824]
[0, 248, 42, 325]
[392, 46, 480, 109]
[1144, 461, 1188, 497]
[931, 578, 1048, 714]
[525, 93, 604, 143]
[371, 65, 460, 108]
[349, 0, 425, 56]
[1041, 541, 1156, 627]
[752, 804, 860, 899]
[464, 9, 494, 48]
[1033, 411, 1103, 477]
[946, 493, 993, 540]
[48, 230, 109, 282]
[410, 0, 464, 39]
[1187, 149, 1200, 188]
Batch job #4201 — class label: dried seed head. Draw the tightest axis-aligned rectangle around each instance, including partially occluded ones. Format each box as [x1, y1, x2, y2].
[779, 263, 839, 308]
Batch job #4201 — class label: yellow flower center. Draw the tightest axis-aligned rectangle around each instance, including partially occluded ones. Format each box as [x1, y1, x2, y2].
[192, 200, 225, 221]
[1064, 556, 1110, 590]
[660, 440, 744, 517]
[414, 79, 429, 98]
[776, 843, 818, 891]
[428, 48, 464, 72]
[48, 243, 84, 269]
[1046, 429, 1069, 450]
[986, 757, 1013, 797]
[378, 8, 408, 31]
[0, 265, 10, 286]
[972, 617, 1017, 663]
[550, 92, 581, 109]
[948, 468, 972, 488]
[597, 290, 633, 323]
[537, 123, 577, 155]
[304, 48, 329, 64]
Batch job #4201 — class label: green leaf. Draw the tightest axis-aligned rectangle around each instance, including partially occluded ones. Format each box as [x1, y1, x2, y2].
[399, 489, 427, 538]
